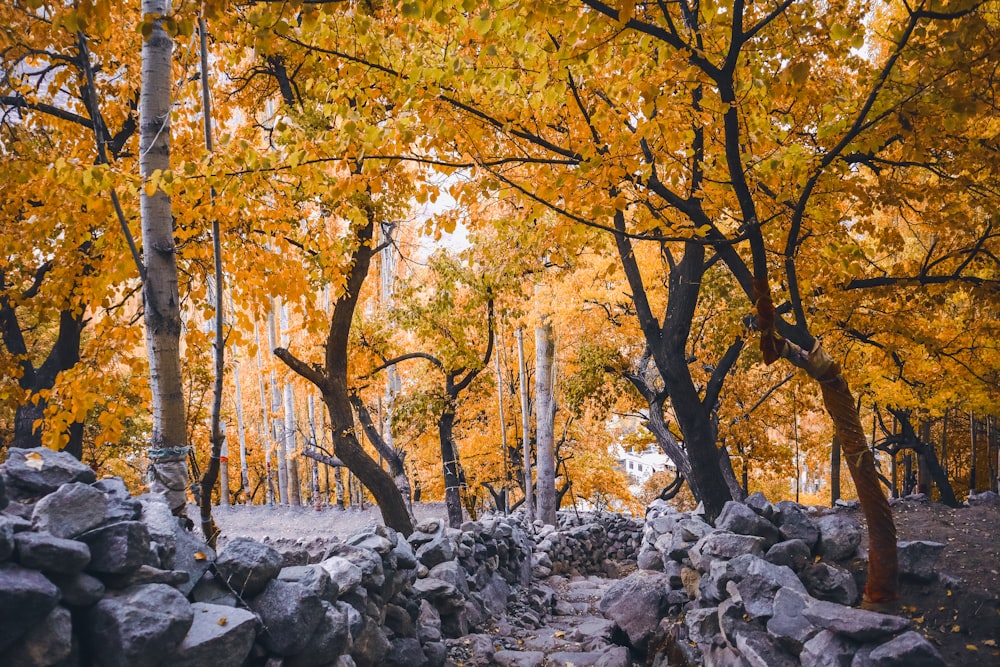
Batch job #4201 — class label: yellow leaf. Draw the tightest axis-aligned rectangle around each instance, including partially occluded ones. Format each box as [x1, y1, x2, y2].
[951, 625, 961, 633]
[218, 616, 228, 626]
[24, 451, 44, 471]
[194, 551, 207, 561]
[966, 645, 978, 651]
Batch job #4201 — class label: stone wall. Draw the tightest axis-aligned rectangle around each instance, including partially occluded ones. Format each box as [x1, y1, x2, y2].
[0, 448, 639, 667]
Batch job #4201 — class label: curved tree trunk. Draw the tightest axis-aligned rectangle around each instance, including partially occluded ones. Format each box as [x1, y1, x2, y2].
[350, 394, 414, 520]
[275, 213, 412, 536]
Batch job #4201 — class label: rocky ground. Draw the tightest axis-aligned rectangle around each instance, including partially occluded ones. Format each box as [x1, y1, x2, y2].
[206, 496, 1000, 666]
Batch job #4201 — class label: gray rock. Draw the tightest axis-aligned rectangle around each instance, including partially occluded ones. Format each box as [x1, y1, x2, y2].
[734, 628, 798, 667]
[337, 600, 364, 641]
[2, 447, 96, 500]
[31, 481, 108, 538]
[766, 588, 818, 651]
[862, 630, 946, 666]
[765, 539, 812, 571]
[84, 583, 194, 667]
[14, 530, 91, 574]
[350, 616, 389, 667]
[0, 562, 61, 652]
[800, 629, 859, 667]
[774, 501, 820, 549]
[416, 535, 456, 568]
[715, 501, 780, 546]
[0, 515, 14, 561]
[422, 641, 447, 667]
[0, 467, 6, 510]
[418, 599, 442, 642]
[172, 602, 257, 667]
[479, 572, 510, 616]
[280, 564, 339, 601]
[594, 645, 630, 667]
[428, 560, 470, 596]
[80, 521, 153, 575]
[384, 637, 426, 667]
[95, 478, 141, 522]
[745, 492, 775, 519]
[215, 537, 282, 598]
[637, 547, 663, 571]
[816, 514, 862, 561]
[324, 544, 385, 589]
[101, 564, 190, 589]
[718, 593, 751, 647]
[803, 599, 912, 641]
[897, 541, 945, 582]
[137, 494, 177, 567]
[0, 604, 73, 666]
[48, 571, 106, 607]
[689, 531, 766, 570]
[320, 555, 364, 594]
[189, 572, 237, 607]
[169, 524, 215, 595]
[392, 537, 418, 569]
[735, 556, 807, 619]
[598, 570, 672, 653]
[801, 562, 860, 605]
[346, 530, 393, 556]
[248, 578, 323, 656]
[286, 601, 351, 667]
[686, 606, 722, 647]
[493, 650, 545, 667]
[548, 651, 604, 667]
[413, 577, 464, 613]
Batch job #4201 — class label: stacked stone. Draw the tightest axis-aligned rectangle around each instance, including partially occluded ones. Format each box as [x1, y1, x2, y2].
[532, 513, 642, 578]
[613, 492, 948, 667]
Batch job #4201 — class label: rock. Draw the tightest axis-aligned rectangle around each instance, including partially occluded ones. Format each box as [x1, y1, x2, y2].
[279, 565, 338, 603]
[95, 478, 141, 522]
[415, 536, 456, 568]
[745, 492, 774, 520]
[0, 562, 61, 652]
[734, 629, 798, 667]
[0, 604, 73, 666]
[320, 555, 364, 594]
[428, 560, 470, 596]
[136, 494, 177, 567]
[80, 521, 153, 575]
[815, 514, 862, 561]
[689, 531, 766, 570]
[189, 572, 237, 607]
[346, 530, 394, 556]
[418, 600, 442, 642]
[686, 606, 722, 647]
[350, 616, 390, 667]
[594, 645, 630, 667]
[765, 539, 812, 571]
[14, 530, 91, 574]
[0, 515, 14, 561]
[286, 601, 352, 667]
[384, 637, 426, 667]
[392, 537, 418, 570]
[897, 541, 945, 582]
[83, 583, 194, 667]
[766, 588, 818, 651]
[422, 641, 447, 667]
[598, 570, 672, 653]
[101, 564, 190, 589]
[0, 467, 6, 510]
[31, 481, 108, 539]
[715, 501, 780, 546]
[48, 571, 106, 606]
[1, 447, 96, 500]
[413, 577, 465, 613]
[800, 630, 859, 667]
[215, 537, 283, 598]
[802, 599, 912, 641]
[637, 547, 663, 571]
[478, 572, 510, 616]
[169, 524, 215, 595]
[248, 578, 323, 656]
[966, 490, 1000, 507]
[548, 651, 605, 667]
[774, 502, 820, 549]
[801, 562, 860, 605]
[324, 544, 384, 589]
[493, 650, 545, 667]
[172, 603, 258, 667]
[861, 630, 946, 666]
[734, 556, 807, 619]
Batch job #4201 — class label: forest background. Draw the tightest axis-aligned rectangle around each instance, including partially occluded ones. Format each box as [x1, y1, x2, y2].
[1, 0, 999, 599]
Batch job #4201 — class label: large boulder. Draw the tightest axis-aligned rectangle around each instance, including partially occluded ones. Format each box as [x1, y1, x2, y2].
[734, 556, 807, 620]
[214, 537, 283, 598]
[766, 588, 819, 652]
[801, 562, 860, 606]
[897, 541, 945, 582]
[689, 531, 766, 570]
[1, 447, 97, 500]
[773, 502, 820, 550]
[800, 630, 859, 667]
[31, 481, 108, 538]
[320, 556, 364, 595]
[0, 604, 74, 666]
[863, 630, 946, 666]
[815, 514, 862, 561]
[350, 616, 390, 667]
[48, 571, 106, 607]
[715, 501, 780, 547]
[14, 531, 91, 574]
[803, 599, 911, 641]
[248, 578, 324, 656]
[0, 562, 61, 652]
[598, 570, 672, 653]
[84, 583, 194, 667]
[80, 521, 154, 575]
[172, 603, 258, 667]
[764, 539, 812, 572]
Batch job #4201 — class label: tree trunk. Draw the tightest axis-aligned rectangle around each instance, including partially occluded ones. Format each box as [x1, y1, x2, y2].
[831, 435, 841, 506]
[267, 301, 288, 504]
[233, 360, 251, 503]
[284, 381, 301, 505]
[438, 398, 465, 529]
[644, 398, 698, 501]
[140, 0, 188, 516]
[275, 214, 412, 536]
[350, 394, 414, 520]
[254, 321, 275, 505]
[515, 328, 534, 521]
[534, 322, 557, 525]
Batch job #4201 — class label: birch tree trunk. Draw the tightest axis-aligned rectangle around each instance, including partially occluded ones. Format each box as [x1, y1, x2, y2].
[267, 300, 288, 503]
[233, 359, 251, 503]
[516, 328, 533, 521]
[140, 0, 188, 516]
[534, 323, 557, 526]
[254, 321, 275, 505]
[281, 303, 301, 505]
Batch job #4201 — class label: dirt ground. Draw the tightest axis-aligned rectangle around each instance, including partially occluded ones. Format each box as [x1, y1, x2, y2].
[849, 498, 1000, 665]
[204, 498, 1000, 665]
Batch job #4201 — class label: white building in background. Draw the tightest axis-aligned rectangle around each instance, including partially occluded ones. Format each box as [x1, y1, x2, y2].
[616, 444, 674, 484]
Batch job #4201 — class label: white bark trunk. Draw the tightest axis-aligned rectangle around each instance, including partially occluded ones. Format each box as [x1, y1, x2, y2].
[267, 299, 288, 503]
[254, 321, 275, 505]
[535, 323, 556, 525]
[495, 342, 509, 513]
[219, 421, 229, 507]
[280, 302, 301, 505]
[232, 359, 252, 503]
[141, 0, 187, 514]
[516, 328, 533, 521]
